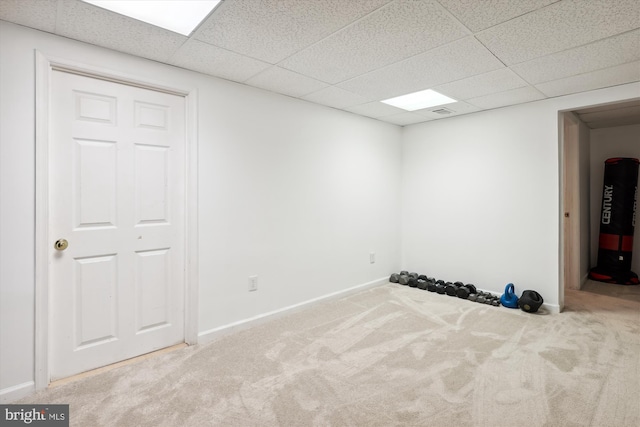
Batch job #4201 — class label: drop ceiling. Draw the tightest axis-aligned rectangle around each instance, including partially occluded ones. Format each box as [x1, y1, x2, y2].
[1, 0, 639, 126]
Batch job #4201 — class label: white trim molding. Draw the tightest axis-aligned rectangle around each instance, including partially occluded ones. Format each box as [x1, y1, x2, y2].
[34, 51, 199, 390]
[0, 381, 35, 404]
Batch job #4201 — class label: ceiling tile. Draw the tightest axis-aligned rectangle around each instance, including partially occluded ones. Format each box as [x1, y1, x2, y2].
[511, 30, 640, 85]
[301, 86, 370, 109]
[195, 0, 390, 64]
[377, 112, 431, 126]
[438, 0, 557, 32]
[280, 0, 469, 84]
[337, 37, 504, 101]
[413, 101, 481, 118]
[535, 61, 640, 97]
[343, 102, 406, 118]
[244, 66, 328, 97]
[56, 0, 187, 62]
[0, 0, 57, 33]
[170, 39, 271, 83]
[433, 68, 529, 100]
[477, 0, 640, 65]
[467, 86, 546, 109]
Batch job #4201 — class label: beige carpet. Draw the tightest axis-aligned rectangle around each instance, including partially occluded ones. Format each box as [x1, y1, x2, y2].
[19, 284, 640, 427]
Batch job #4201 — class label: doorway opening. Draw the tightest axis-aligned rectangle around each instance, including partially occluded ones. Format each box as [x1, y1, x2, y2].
[560, 99, 640, 309]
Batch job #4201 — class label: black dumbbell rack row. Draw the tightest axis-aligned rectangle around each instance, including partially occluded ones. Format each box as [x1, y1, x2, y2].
[389, 271, 502, 307]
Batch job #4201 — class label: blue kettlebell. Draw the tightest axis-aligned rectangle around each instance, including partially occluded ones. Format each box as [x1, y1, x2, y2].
[500, 283, 519, 308]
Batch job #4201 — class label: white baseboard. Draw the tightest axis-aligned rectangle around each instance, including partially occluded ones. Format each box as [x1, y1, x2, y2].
[0, 381, 35, 403]
[542, 303, 561, 314]
[197, 276, 388, 345]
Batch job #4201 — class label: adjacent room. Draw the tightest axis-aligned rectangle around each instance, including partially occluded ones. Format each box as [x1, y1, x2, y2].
[1, 0, 639, 425]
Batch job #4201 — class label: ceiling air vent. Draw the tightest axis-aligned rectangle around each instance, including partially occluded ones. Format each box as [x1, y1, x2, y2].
[431, 107, 454, 115]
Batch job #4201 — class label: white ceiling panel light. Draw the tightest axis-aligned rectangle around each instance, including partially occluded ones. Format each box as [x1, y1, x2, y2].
[381, 89, 457, 111]
[82, 0, 220, 36]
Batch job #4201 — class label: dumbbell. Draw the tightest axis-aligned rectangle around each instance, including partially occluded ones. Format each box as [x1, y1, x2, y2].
[476, 292, 494, 304]
[389, 273, 400, 283]
[444, 282, 457, 296]
[408, 277, 419, 287]
[426, 280, 437, 292]
[418, 274, 428, 281]
[448, 281, 467, 296]
[435, 280, 446, 294]
[486, 295, 500, 306]
[417, 279, 428, 290]
[398, 275, 410, 285]
[408, 272, 419, 279]
[456, 284, 477, 299]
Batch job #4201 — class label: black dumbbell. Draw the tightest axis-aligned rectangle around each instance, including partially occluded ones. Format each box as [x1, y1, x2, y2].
[435, 282, 446, 294]
[456, 284, 477, 299]
[417, 274, 427, 281]
[427, 280, 437, 292]
[408, 277, 419, 287]
[417, 279, 428, 290]
[389, 273, 400, 283]
[468, 293, 478, 302]
[400, 271, 409, 276]
[398, 275, 409, 285]
[445, 282, 459, 296]
[408, 272, 419, 279]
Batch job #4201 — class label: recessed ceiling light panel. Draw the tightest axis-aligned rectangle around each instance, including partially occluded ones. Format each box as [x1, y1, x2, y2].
[83, 0, 220, 36]
[381, 89, 457, 111]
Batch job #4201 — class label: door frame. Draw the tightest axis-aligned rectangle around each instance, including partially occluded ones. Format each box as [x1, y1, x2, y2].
[559, 111, 581, 312]
[34, 51, 199, 389]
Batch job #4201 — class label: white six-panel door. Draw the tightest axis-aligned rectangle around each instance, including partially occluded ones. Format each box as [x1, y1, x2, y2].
[49, 70, 186, 380]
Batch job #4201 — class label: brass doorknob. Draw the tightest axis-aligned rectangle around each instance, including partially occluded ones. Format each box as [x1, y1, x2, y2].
[54, 239, 68, 251]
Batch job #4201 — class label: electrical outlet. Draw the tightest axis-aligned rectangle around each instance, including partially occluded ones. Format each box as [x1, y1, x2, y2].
[248, 275, 258, 292]
[370, 252, 376, 264]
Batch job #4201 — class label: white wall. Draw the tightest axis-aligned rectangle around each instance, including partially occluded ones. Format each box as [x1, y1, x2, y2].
[0, 22, 402, 401]
[401, 83, 640, 310]
[590, 124, 640, 273]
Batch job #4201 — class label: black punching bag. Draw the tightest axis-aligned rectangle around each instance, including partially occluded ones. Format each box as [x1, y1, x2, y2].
[589, 157, 639, 285]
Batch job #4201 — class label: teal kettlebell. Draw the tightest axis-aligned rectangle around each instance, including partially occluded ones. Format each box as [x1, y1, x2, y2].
[500, 283, 519, 308]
